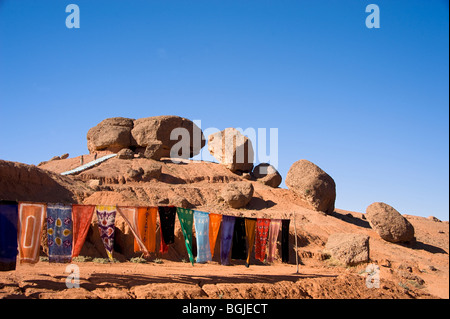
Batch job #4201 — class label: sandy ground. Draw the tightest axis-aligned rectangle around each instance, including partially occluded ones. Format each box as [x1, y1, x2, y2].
[1, 156, 448, 299]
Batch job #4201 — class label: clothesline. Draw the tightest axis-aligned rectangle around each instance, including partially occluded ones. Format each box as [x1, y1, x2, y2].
[0, 201, 294, 272]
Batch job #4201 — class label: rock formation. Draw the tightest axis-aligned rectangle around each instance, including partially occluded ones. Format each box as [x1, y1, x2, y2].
[365, 202, 415, 243]
[252, 163, 282, 188]
[86, 116, 205, 160]
[220, 182, 254, 209]
[325, 233, 370, 266]
[285, 159, 336, 214]
[208, 128, 254, 173]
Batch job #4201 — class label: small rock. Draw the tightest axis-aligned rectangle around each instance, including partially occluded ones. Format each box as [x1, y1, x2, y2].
[117, 148, 134, 160]
[252, 163, 282, 188]
[324, 233, 370, 266]
[144, 142, 165, 160]
[220, 182, 254, 209]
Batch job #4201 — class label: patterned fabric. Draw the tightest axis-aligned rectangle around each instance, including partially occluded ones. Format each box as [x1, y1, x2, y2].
[72, 205, 95, 257]
[281, 219, 290, 263]
[96, 205, 116, 261]
[267, 219, 281, 263]
[18, 202, 46, 264]
[177, 208, 194, 265]
[194, 211, 211, 263]
[255, 218, 271, 262]
[158, 206, 177, 254]
[220, 215, 235, 265]
[208, 213, 222, 257]
[231, 217, 247, 260]
[135, 207, 157, 253]
[117, 206, 150, 257]
[0, 201, 18, 271]
[47, 203, 73, 263]
[244, 218, 257, 266]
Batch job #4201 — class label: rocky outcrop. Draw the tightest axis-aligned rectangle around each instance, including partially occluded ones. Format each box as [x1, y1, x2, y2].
[87, 117, 135, 154]
[208, 128, 254, 173]
[365, 202, 415, 243]
[0, 160, 90, 204]
[285, 159, 336, 214]
[325, 233, 370, 266]
[86, 116, 205, 160]
[252, 163, 282, 188]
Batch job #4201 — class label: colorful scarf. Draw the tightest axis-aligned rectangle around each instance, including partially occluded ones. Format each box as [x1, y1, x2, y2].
[231, 217, 247, 261]
[135, 207, 157, 253]
[117, 206, 150, 256]
[96, 205, 116, 261]
[18, 202, 46, 264]
[220, 215, 235, 265]
[47, 203, 73, 263]
[281, 219, 290, 263]
[158, 206, 177, 254]
[244, 218, 257, 266]
[177, 207, 194, 265]
[255, 218, 270, 262]
[71, 204, 95, 257]
[208, 213, 222, 257]
[194, 211, 211, 263]
[267, 219, 281, 263]
[0, 201, 18, 271]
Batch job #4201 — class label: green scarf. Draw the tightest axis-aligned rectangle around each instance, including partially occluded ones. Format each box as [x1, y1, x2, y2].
[176, 207, 194, 265]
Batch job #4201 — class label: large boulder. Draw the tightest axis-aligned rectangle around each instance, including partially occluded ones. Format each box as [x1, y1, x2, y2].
[131, 115, 205, 159]
[325, 233, 370, 266]
[86, 116, 205, 160]
[285, 159, 336, 214]
[365, 202, 415, 243]
[220, 182, 254, 209]
[87, 117, 135, 153]
[252, 163, 282, 188]
[208, 128, 254, 173]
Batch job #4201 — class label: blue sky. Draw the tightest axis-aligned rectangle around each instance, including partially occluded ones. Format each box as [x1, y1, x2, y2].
[0, 1, 448, 220]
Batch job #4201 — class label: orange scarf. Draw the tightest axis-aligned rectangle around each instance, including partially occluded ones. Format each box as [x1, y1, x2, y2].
[72, 204, 95, 257]
[18, 202, 46, 264]
[208, 213, 222, 257]
[135, 207, 157, 253]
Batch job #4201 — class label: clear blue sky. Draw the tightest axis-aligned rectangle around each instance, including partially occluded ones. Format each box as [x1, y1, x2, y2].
[0, 1, 448, 220]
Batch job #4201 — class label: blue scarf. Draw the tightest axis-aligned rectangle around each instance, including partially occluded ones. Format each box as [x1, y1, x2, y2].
[194, 211, 211, 263]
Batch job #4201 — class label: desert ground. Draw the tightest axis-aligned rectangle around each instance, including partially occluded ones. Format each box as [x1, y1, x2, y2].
[0, 136, 448, 299]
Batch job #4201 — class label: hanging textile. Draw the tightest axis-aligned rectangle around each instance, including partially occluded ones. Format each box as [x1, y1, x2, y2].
[267, 219, 281, 263]
[96, 205, 116, 261]
[47, 203, 73, 263]
[177, 207, 194, 265]
[220, 215, 235, 265]
[208, 213, 222, 257]
[194, 211, 212, 263]
[255, 218, 270, 262]
[18, 202, 46, 264]
[281, 219, 290, 263]
[0, 201, 18, 271]
[134, 207, 157, 253]
[117, 206, 150, 257]
[244, 218, 257, 267]
[231, 217, 247, 261]
[158, 206, 177, 254]
[72, 204, 95, 258]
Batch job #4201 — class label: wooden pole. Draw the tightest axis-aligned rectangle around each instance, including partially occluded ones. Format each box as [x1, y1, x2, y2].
[293, 212, 299, 273]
